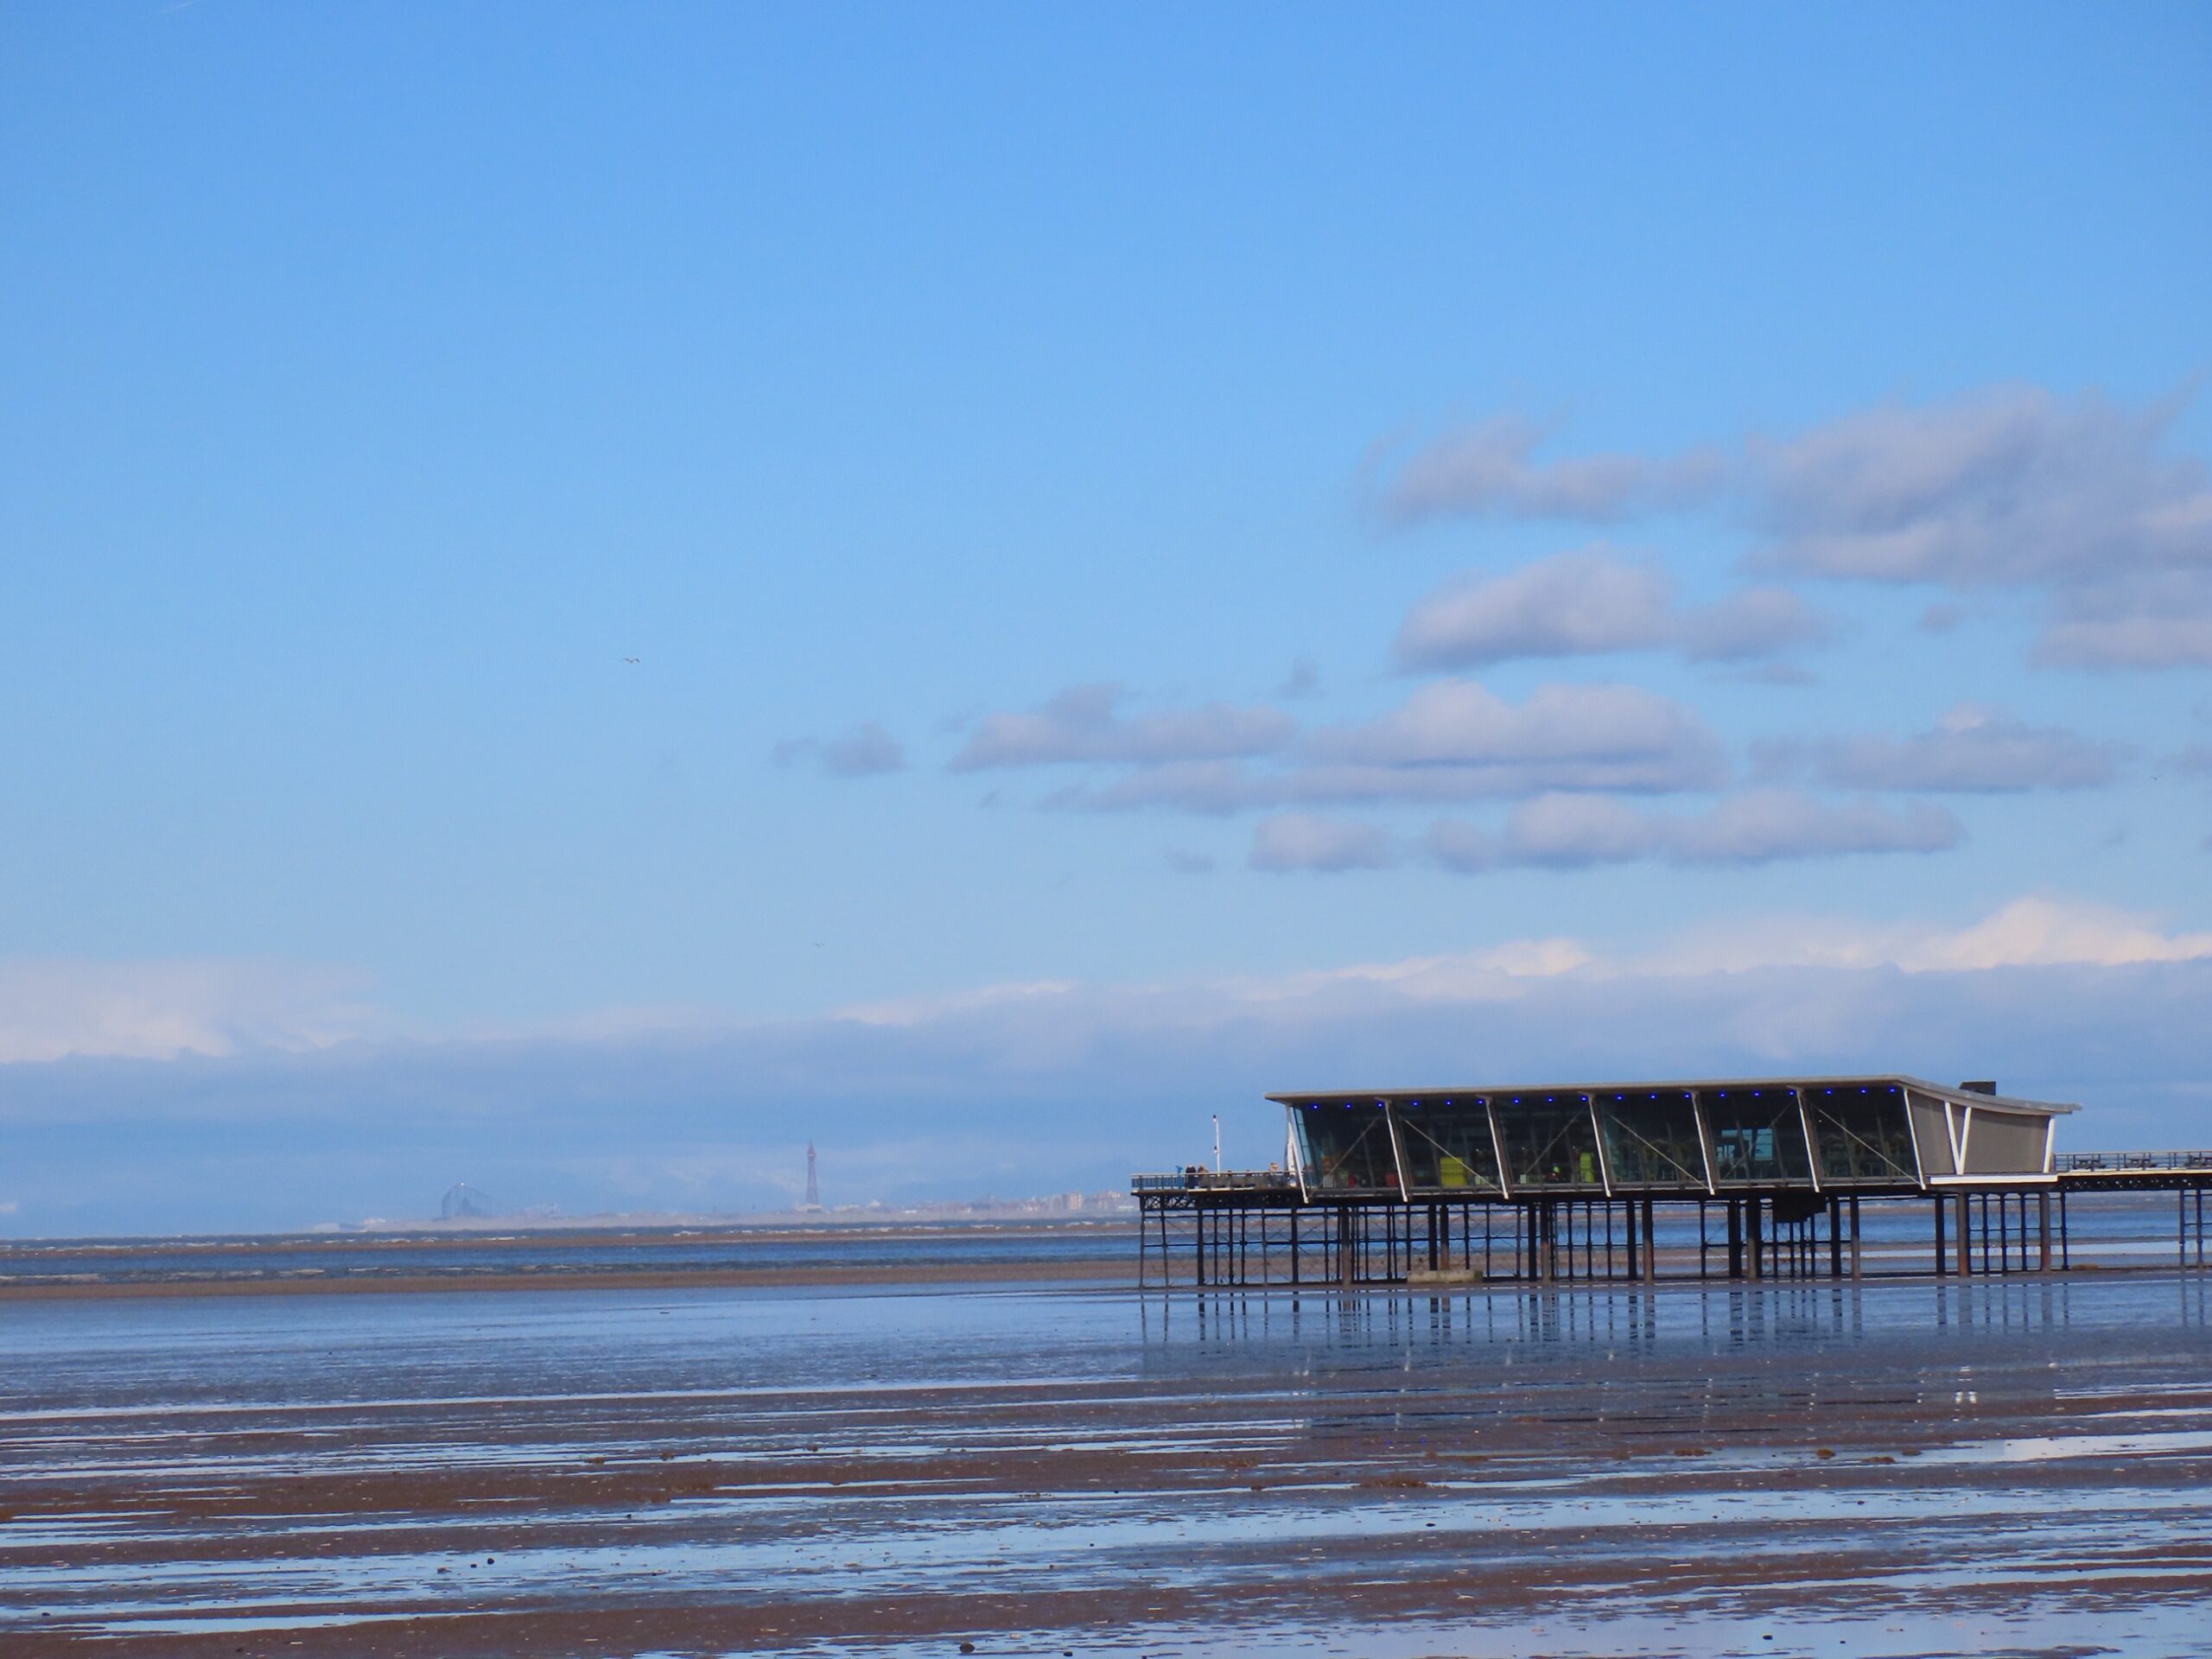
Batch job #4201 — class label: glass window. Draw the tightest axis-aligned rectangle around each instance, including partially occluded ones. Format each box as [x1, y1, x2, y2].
[1804, 1084, 1916, 1181]
[1493, 1094, 1603, 1188]
[1596, 1090, 1707, 1186]
[1393, 1100, 1503, 1192]
[1297, 1103, 1399, 1191]
[1699, 1087, 1814, 1185]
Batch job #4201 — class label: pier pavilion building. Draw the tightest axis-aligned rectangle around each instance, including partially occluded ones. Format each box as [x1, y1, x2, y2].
[1135, 1074, 2212, 1287]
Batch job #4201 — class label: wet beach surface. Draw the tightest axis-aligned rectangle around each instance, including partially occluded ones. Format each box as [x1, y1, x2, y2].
[5, 1259, 2212, 1656]
[0, 1221, 1137, 1297]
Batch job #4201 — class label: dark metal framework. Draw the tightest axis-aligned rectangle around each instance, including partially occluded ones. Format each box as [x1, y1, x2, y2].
[1131, 1073, 2212, 1287]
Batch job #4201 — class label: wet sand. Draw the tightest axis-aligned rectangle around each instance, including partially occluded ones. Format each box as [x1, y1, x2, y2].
[0, 1257, 1128, 1300]
[7, 1273, 2212, 1656]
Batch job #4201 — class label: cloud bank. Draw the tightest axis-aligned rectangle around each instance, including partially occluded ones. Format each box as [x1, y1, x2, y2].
[4, 897, 2208, 1234]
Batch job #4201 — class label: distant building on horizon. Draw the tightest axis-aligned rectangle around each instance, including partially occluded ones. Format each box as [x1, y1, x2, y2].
[439, 1182, 498, 1221]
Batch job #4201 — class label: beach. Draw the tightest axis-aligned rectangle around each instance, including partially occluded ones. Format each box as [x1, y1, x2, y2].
[6, 1230, 2212, 1657]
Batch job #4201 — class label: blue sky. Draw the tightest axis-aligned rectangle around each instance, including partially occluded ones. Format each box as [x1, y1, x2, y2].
[3, 4, 2209, 1233]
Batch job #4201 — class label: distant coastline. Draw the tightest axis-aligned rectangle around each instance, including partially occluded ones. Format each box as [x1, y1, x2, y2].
[0, 1213, 1139, 1301]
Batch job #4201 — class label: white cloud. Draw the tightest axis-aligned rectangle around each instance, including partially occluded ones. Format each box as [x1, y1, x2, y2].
[1306, 678, 1727, 784]
[2034, 571, 2212, 670]
[1750, 385, 2209, 588]
[1643, 895, 2212, 976]
[1380, 385, 2212, 670]
[1048, 760, 1265, 815]
[951, 683, 1295, 769]
[1382, 416, 1725, 522]
[1235, 893, 2212, 988]
[816, 899, 2212, 1040]
[1248, 813, 1396, 874]
[1046, 679, 1728, 814]
[1745, 385, 2212, 668]
[1675, 587, 1829, 663]
[1428, 788, 1960, 871]
[1758, 703, 2122, 791]
[771, 721, 906, 777]
[1396, 550, 1827, 670]
[1396, 550, 1673, 664]
[0, 959, 378, 1064]
[1910, 896, 2212, 971]
[1230, 938, 1597, 1003]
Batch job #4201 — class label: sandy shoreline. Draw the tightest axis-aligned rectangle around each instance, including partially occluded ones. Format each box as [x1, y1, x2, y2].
[10, 1273, 2212, 1656]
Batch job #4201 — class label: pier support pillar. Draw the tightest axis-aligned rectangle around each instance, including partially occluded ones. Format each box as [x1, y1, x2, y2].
[1849, 1196, 1862, 1280]
[2037, 1192, 2052, 1273]
[1726, 1199, 1744, 1280]
[1642, 1199, 1657, 1284]
[1748, 1197, 1764, 1281]
[1955, 1191, 1972, 1277]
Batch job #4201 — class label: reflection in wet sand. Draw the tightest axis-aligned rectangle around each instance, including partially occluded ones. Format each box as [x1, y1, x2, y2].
[5, 1271, 2212, 1656]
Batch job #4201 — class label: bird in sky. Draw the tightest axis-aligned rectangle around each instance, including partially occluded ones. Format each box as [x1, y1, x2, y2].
[623, 657, 639, 664]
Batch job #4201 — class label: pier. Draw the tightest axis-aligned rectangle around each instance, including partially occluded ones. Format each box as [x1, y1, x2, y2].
[1133, 1075, 2212, 1287]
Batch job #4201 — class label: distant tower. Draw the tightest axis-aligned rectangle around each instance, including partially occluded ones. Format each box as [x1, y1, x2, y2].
[440, 1182, 497, 1221]
[799, 1141, 823, 1212]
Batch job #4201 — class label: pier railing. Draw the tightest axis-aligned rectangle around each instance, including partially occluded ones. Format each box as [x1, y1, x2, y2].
[1138, 1156, 2212, 1190]
[1132, 1170, 1300, 1193]
[2056, 1151, 2212, 1173]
